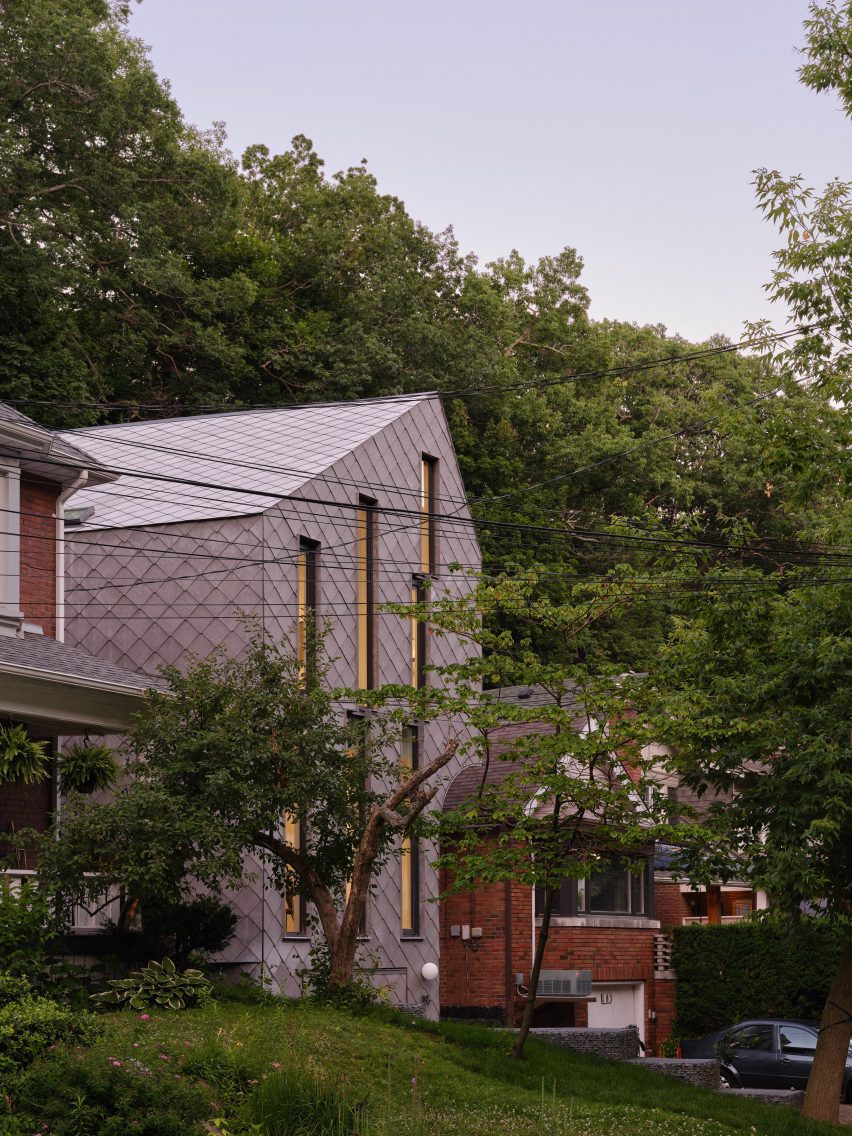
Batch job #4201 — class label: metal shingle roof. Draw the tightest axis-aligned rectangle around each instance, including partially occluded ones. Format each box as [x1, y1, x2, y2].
[60, 395, 433, 529]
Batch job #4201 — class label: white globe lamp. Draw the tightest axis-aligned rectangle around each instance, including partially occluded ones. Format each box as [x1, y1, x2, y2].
[421, 962, 439, 982]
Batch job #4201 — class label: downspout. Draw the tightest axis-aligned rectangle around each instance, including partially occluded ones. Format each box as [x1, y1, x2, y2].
[55, 471, 88, 643]
[504, 880, 513, 1026]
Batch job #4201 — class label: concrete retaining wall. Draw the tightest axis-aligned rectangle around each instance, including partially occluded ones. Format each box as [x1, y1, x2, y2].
[722, 1088, 805, 1108]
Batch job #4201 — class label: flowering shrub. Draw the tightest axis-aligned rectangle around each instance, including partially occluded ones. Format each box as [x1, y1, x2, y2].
[9, 1054, 211, 1136]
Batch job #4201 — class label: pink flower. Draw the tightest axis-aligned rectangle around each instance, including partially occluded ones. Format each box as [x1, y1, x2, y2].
[139, 1013, 151, 1021]
[159, 1054, 169, 1061]
[111, 1060, 122, 1067]
[132, 1042, 140, 1048]
[173, 1073, 181, 1080]
[183, 1040, 192, 1048]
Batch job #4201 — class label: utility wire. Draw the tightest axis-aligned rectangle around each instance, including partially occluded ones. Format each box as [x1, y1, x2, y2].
[4, 446, 851, 564]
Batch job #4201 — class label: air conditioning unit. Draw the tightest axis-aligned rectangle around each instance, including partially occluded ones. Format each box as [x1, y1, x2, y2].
[535, 969, 592, 998]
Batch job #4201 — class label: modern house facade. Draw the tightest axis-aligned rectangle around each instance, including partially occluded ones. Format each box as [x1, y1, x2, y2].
[0, 404, 156, 895]
[61, 394, 481, 1014]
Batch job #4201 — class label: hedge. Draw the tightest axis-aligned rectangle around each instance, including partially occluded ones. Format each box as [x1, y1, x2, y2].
[672, 920, 847, 1038]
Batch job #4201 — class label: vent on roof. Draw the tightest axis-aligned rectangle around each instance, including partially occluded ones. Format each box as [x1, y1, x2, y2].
[64, 506, 95, 527]
[516, 687, 535, 700]
[536, 969, 592, 998]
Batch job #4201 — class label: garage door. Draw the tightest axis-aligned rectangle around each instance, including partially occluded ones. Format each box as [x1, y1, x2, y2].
[587, 982, 644, 1044]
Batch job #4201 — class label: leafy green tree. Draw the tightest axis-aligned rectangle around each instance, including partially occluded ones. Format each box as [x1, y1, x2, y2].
[647, 565, 852, 1122]
[399, 570, 703, 1058]
[38, 630, 458, 993]
[0, 0, 249, 422]
[750, 0, 852, 400]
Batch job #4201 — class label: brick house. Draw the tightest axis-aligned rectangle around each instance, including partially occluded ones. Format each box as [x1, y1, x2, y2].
[437, 682, 665, 1047]
[60, 394, 481, 1014]
[651, 758, 766, 930]
[437, 684, 768, 1051]
[0, 404, 158, 893]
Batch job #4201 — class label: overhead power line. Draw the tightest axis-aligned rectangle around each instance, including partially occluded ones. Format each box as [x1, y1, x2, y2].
[5, 445, 851, 566]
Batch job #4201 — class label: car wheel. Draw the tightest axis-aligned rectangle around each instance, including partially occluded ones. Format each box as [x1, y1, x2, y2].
[720, 1068, 740, 1090]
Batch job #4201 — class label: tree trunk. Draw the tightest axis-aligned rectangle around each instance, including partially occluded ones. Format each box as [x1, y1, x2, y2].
[326, 738, 459, 990]
[327, 831, 380, 989]
[802, 937, 852, 1124]
[511, 884, 556, 1060]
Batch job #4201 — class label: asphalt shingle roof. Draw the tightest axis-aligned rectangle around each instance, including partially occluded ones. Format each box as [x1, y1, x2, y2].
[60, 395, 433, 530]
[0, 635, 165, 692]
[442, 759, 532, 812]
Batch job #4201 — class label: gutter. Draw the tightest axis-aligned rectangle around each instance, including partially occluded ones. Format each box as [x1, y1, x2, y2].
[0, 659, 159, 698]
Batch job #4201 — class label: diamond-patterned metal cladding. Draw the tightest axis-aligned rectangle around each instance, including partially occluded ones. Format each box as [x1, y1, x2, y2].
[65, 396, 481, 1016]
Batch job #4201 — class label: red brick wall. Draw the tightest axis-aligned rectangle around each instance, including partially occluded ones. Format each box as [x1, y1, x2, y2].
[441, 851, 666, 1044]
[653, 975, 677, 1048]
[0, 744, 54, 870]
[654, 881, 691, 927]
[20, 478, 58, 638]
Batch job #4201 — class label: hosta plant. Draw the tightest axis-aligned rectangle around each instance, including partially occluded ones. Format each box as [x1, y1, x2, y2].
[90, 957, 212, 1011]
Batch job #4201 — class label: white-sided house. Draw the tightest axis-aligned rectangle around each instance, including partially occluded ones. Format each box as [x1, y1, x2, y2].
[61, 394, 481, 1015]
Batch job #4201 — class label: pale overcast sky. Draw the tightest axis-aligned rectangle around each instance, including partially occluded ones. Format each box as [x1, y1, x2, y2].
[129, 0, 849, 343]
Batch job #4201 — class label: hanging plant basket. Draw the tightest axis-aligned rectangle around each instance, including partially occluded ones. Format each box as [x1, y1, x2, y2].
[0, 724, 49, 785]
[58, 741, 118, 795]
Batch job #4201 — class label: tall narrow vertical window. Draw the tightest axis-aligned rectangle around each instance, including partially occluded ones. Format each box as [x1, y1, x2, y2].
[283, 814, 304, 936]
[410, 575, 427, 688]
[297, 538, 319, 676]
[400, 724, 420, 936]
[420, 456, 437, 575]
[346, 711, 369, 936]
[411, 457, 437, 688]
[356, 497, 376, 689]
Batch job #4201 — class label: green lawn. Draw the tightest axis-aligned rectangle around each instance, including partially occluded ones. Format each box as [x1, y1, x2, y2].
[4, 1000, 847, 1135]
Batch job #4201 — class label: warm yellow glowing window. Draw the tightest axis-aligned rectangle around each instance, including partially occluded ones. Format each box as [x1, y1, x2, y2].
[297, 553, 307, 668]
[296, 539, 318, 675]
[420, 457, 436, 574]
[356, 499, 375, 689]
[284, 813, 303, 935]
[345, 713, 368, 935]
[400, 725, 419, 936]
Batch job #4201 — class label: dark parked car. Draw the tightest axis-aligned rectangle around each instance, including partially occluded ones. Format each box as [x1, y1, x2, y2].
[679, 1019, 852, 1099]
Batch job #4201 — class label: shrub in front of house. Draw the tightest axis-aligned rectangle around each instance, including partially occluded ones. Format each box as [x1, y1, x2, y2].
[0, 988, 100, 1077]
[9, 1054, 212, 1136]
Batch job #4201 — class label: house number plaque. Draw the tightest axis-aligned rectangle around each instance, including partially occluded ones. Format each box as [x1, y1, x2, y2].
[600, 992, 613, 1004]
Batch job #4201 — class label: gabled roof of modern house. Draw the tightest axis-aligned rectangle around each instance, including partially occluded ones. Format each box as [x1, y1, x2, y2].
[59, 394, 435, 530]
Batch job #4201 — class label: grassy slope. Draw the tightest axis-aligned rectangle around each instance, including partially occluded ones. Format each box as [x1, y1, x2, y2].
[72, 1002, 845, 1136]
